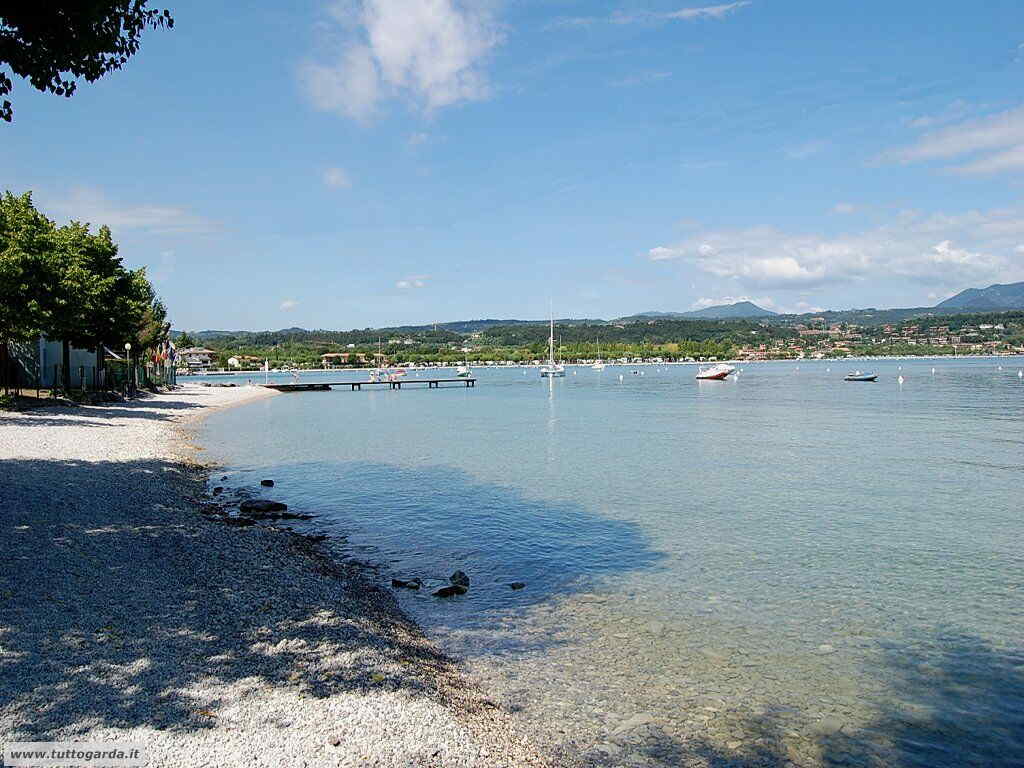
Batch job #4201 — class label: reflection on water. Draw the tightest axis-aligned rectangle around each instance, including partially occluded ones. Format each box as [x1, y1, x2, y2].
[201, 358, 1024, 766]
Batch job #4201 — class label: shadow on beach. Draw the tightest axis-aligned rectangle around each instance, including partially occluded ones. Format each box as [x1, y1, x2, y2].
[0, 454, 497, 740]
[0, 448, 662, 766]
[0, 391, 210, 428]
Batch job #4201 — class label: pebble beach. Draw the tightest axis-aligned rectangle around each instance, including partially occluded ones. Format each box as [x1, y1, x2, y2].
[0, 384, 563, 767]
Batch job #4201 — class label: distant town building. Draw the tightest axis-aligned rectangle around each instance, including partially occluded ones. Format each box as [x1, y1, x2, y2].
[178, 347, 217, 372]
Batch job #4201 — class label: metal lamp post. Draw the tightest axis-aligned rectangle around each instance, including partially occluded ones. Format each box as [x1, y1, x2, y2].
[124, 342, 133, 397]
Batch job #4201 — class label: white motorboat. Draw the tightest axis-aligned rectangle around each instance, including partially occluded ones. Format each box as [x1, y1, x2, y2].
[695, 363, 736, 380]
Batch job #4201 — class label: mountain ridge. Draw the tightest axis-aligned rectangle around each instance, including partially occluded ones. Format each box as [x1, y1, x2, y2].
[172, 283, 1024, 337]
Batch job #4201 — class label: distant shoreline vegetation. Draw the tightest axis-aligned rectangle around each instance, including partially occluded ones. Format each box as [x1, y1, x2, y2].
[177, 310, 1024, 370]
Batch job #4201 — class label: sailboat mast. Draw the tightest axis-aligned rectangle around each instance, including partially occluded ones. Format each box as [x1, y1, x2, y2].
[549, 310, 555, 363]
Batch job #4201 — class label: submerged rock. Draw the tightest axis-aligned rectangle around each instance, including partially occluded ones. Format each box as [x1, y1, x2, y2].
[212, 486, 224, 495]
[261, 479, 275, 487]
[392, 578, 422, 590]
[240, 499, 288, 514]
[450, 570, 470, 587]
[433, 585, 467, 598]
[509, 582, 526, 590]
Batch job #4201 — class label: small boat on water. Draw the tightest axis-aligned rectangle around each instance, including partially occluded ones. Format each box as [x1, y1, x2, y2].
[456, 364, 471, 378]
[540, 309, 566, 378]
[591, 336, 606, 370]
[695, 363, 735, 380]
[844, 371, 877, 382]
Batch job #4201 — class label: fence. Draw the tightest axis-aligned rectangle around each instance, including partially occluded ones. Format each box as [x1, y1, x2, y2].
[1, 342, 177, 397]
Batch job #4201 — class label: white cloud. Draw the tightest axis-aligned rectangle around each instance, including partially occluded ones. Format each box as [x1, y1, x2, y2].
[885, 104, 1024, 175]
[395, 275, 428, 289]
[323, 166, 352, 188]
[648, 206, 1024, 290]
[661, 2, 752, 20]
[949, 144, 1024, 175]
[49, 187, 217, 235]
[832, 202, 856, 214]
[552, 2, 750, 28]
[408, 131, 430, 145]
[280, 299, 299, 311]
[300, 0, 502, 120]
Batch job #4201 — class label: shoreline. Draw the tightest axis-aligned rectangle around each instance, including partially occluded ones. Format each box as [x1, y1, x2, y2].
[0, 384, 565, 767]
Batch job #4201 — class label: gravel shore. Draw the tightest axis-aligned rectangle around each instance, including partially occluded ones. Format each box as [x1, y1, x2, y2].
[0, 384, 566, 767]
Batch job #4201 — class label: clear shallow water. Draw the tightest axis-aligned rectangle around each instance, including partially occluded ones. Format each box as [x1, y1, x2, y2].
[200, 359, 1024, 766]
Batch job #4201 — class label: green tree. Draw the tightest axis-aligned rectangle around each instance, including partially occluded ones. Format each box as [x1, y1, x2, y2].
[0, 191, 53, 344]
[0, 2, 174, 122]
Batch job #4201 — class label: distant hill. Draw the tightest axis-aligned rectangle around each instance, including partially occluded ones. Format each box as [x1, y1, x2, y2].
[685, 301, 777, 318]
[934, 281, 1024, 312]
[621, 301, 777, 321]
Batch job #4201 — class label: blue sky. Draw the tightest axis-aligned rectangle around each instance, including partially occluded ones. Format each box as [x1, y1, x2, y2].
[3, 0, 1024, 330]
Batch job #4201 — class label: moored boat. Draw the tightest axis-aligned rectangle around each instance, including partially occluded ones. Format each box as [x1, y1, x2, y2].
[540, 308, 566, 377]
[844, 371, 877, 382]
[695, 363, 735, 380]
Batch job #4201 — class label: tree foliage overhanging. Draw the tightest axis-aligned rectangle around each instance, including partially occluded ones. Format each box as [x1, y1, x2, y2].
[0, 2, 174, 121]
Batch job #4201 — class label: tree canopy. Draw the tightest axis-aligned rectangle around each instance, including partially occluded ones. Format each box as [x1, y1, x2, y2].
[0, 190, 164, 358]
[0, 2, 174, 122]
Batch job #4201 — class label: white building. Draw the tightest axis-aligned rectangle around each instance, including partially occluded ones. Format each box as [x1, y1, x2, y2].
[178, 347, 218, 372]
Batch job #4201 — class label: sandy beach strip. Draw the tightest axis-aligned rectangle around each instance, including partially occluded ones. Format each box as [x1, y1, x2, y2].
[0, 384, 565, 767]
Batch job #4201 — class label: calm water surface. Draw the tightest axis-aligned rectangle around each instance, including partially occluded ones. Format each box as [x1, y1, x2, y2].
[201, 358, 1024, 766]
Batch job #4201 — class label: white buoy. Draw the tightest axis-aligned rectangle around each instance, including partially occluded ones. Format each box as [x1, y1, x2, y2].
[898, 365, 902, 371]
[1019, 370, 1023, 378]
[826, 367, 830, 372]
[898, 375, 904, 385]
[619, 374, 624, 382]
[931, 367, 935, 375]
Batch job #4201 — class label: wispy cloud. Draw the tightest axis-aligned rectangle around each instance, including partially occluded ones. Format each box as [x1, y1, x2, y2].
[300, 0, 502, 120]
[49, 186, 218, 235]
[648, 206, 1024, 290]
[785, 139, 829, 160]
[322, 166, 352, 188]
[831, 202, 856, 214]
[883, 104, 1024, 175]
[395, 275, 428, 289]
[152, 250, 176, 283]
[610, 71, 671, 87]
[905, 99, 971, 129]
[280, 299, 299, 311]
[660, 2, 752, 20]
[551, 2, 751, 29]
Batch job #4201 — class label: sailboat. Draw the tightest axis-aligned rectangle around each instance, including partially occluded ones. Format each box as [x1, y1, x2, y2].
[591, 336, 606, 370]
[540, 311, 566, 378]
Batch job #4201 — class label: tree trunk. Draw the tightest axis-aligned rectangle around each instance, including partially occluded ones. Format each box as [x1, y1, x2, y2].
[61, 339, 71, 392]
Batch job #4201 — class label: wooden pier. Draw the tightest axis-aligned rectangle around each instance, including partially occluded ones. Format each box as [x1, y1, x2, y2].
[263, 378, 476, 392]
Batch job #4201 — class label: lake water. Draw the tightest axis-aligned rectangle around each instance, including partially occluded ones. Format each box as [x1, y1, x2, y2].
[200, 358, 1024, 767]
